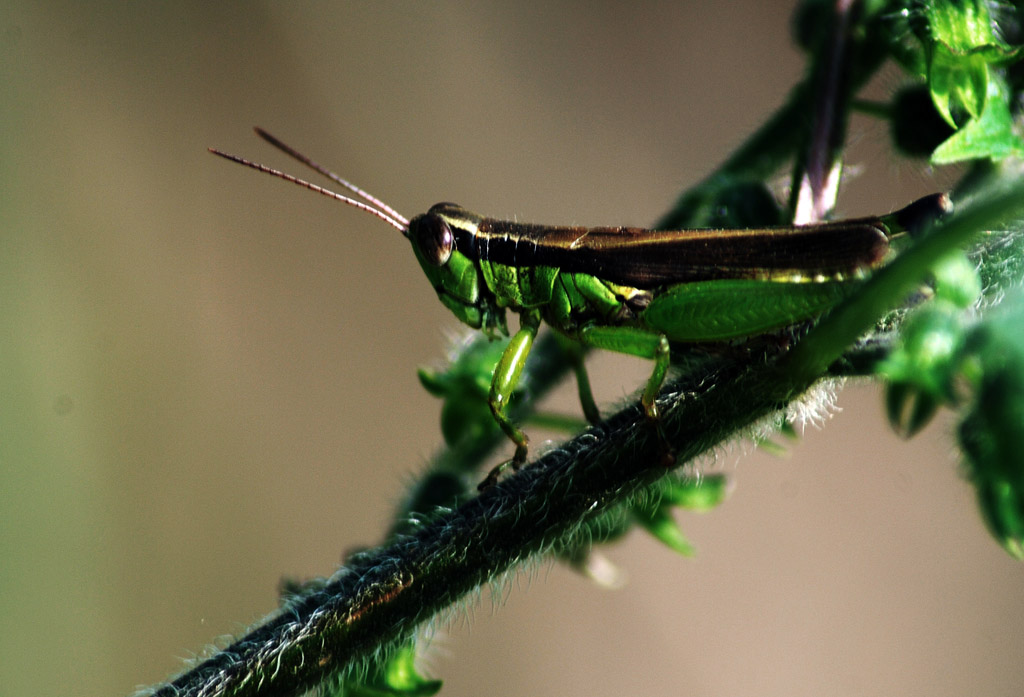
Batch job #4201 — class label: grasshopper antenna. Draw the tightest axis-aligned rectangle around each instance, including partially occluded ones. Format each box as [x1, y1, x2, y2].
[208, 147, 410, 235]
[252, 127, 410, 228]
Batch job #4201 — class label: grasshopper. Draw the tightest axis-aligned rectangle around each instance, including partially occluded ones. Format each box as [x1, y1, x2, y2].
[211, 129, 949, 488]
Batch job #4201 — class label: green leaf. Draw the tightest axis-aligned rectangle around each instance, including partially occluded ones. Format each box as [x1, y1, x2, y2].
[879, 303, 965, 396]
[418, 335, 511, 448]
[659, 474, 730, 511]
[925, 0, 1020, 59]
[627, 475, 729, 557]
[921, 0, 1023, 128]
[632, 503, 696, 557]
[958, 295, 1024, 560]
[931, 76, 1024, 163]
[885, 382, 941, 438]
[334, 645, 443, 697]
[928, 45, 988, 126]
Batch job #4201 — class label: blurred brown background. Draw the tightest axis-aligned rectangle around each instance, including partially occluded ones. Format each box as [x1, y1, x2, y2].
[2, 3, 1022, 697]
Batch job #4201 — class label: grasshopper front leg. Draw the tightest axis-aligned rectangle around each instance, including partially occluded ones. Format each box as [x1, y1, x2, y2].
[478, 312, 541, 490]
[478, 319, 672, 490]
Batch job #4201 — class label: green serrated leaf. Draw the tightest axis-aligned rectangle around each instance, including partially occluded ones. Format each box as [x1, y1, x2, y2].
[632, 503, 695, 557]
[383, 646, 443, 696]
[929, 45, 988, 125]
[958, 295, 1024, 560]
[878, 301, 966, 402]
[660, 474, 730, 511]
[931, 76, 1024, 163]
[885, 382, 941, 437]
[754, 437, 790, 457]
[976, 479, 1024, 560]
[926, 0, 1020, 56]
[339, 645, 443, 697]
[922, 0, 1023, 127]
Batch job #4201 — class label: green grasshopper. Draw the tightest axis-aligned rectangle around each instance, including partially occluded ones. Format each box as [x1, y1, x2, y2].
[211, 129, 949, 488]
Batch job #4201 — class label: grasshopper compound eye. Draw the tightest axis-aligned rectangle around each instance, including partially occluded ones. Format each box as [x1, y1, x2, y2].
[411, 214, 454, 267]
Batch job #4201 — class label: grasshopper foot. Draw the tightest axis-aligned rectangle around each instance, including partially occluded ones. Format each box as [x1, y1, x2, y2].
[477, 461, 509, 491]
[643, 404, 677, 469]
[478, 442, 529, 491]
[657, 437, 678, 469]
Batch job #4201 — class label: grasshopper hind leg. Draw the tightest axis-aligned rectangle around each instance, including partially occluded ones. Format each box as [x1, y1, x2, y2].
[640, 335, 678, 467]
[477, 406, 529, 491]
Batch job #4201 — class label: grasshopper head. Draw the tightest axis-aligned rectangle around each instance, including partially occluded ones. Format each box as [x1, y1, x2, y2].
[408, 203, 507, 338]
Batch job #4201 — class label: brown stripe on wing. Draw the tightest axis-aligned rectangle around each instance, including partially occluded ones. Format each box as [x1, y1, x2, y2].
[475, 219, 891, 288]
